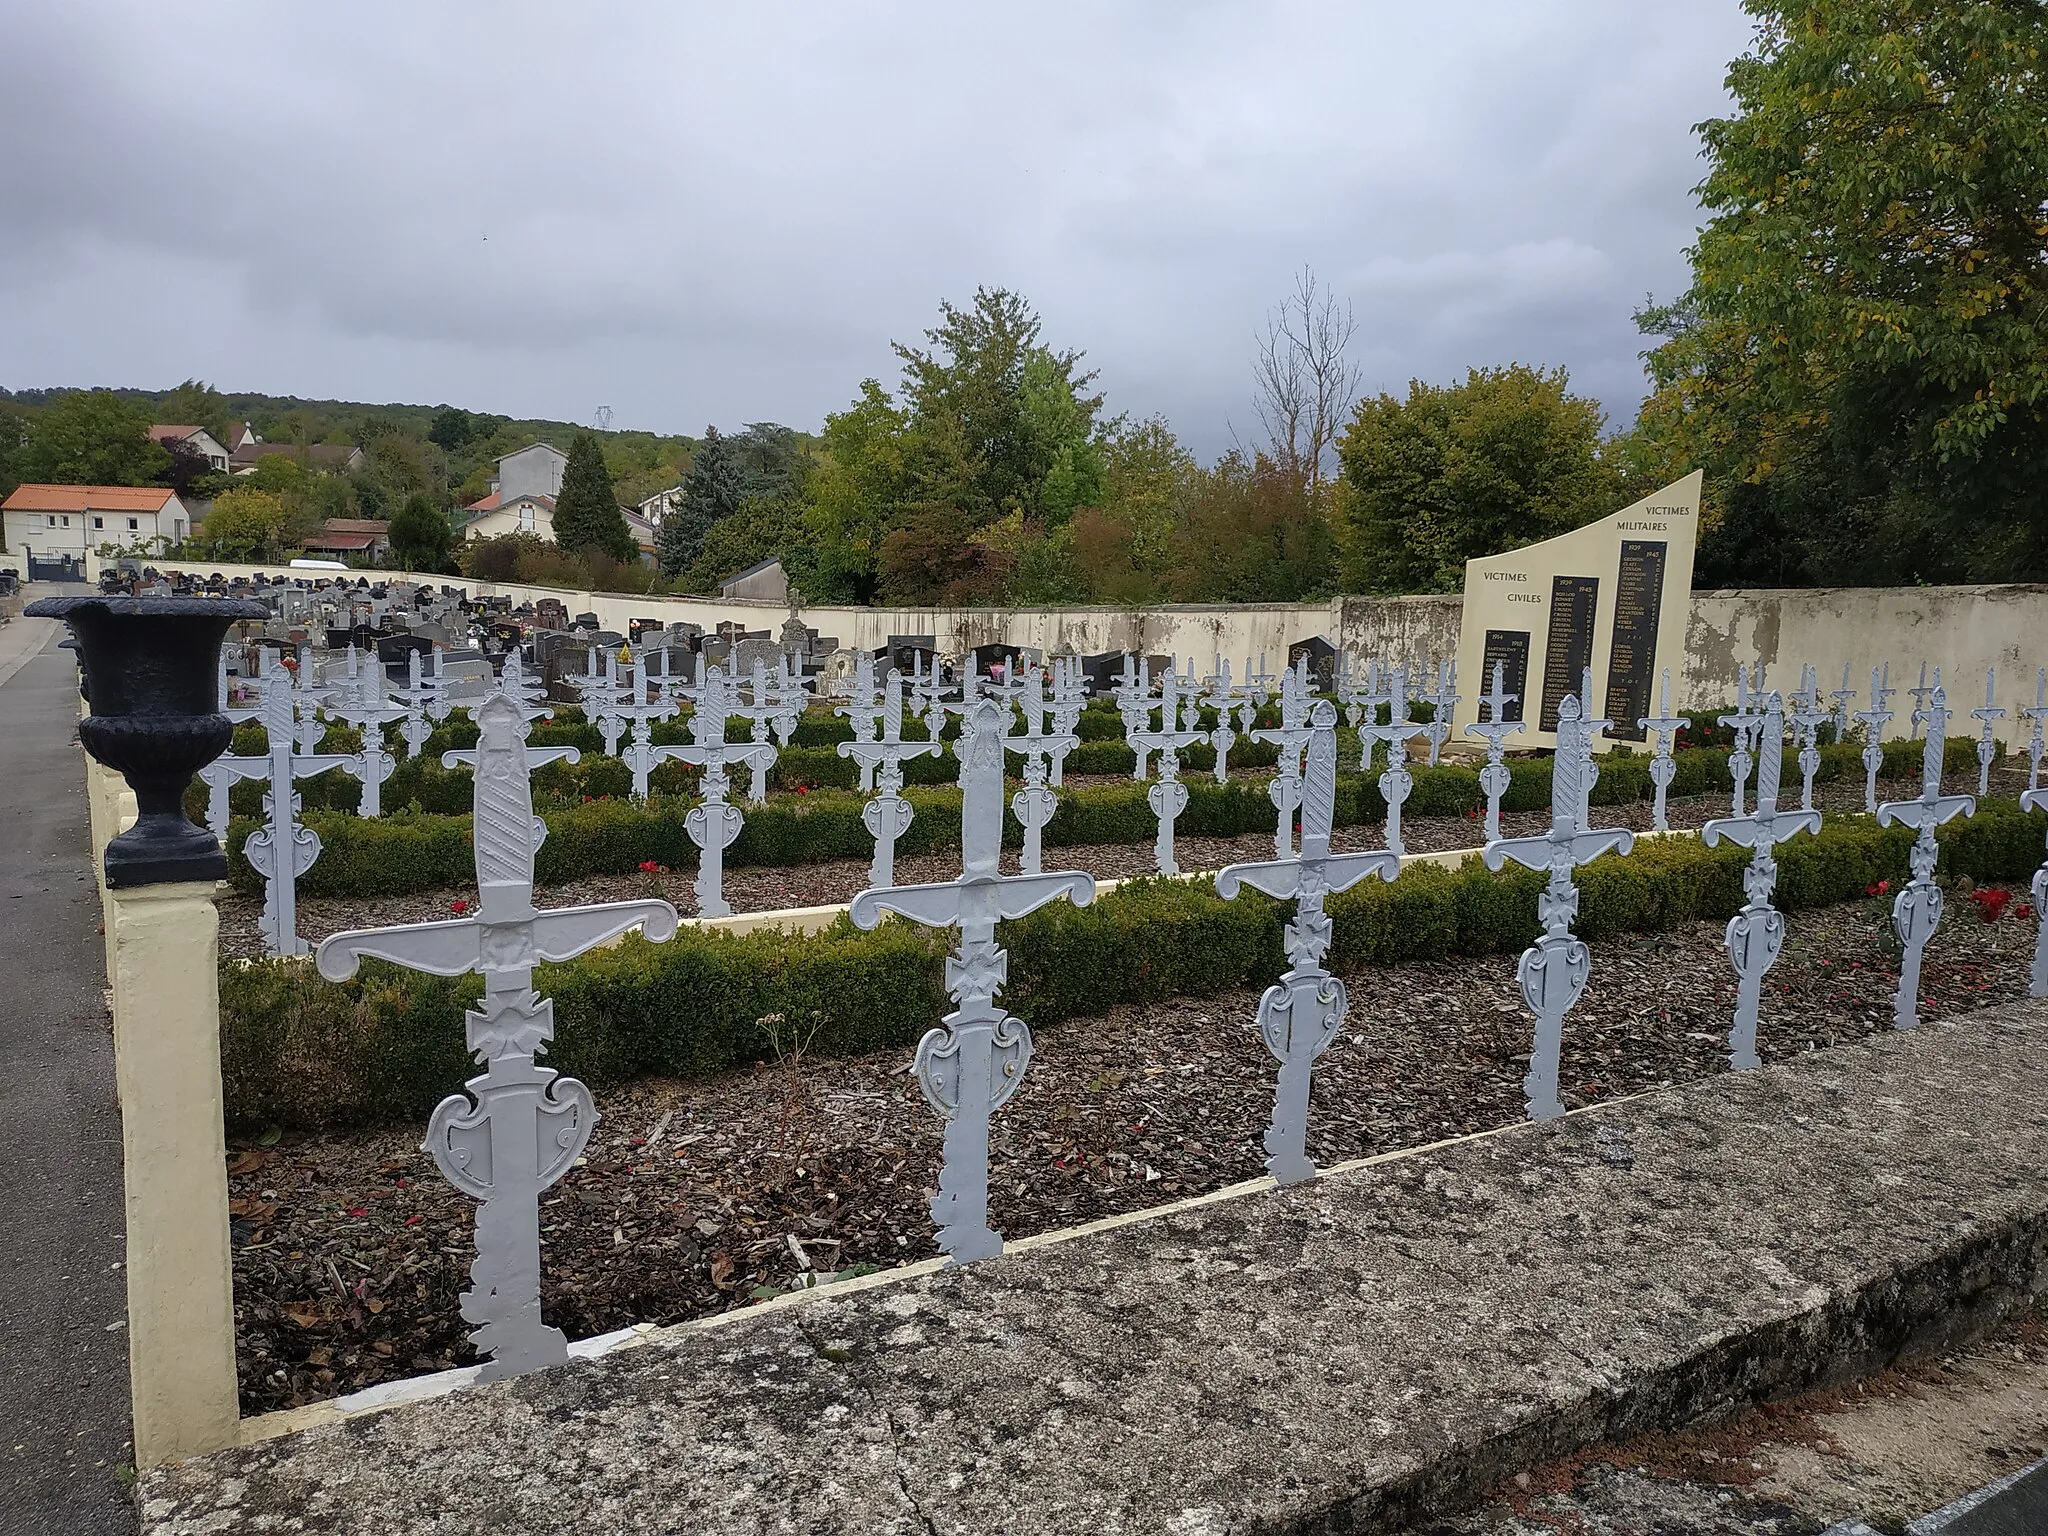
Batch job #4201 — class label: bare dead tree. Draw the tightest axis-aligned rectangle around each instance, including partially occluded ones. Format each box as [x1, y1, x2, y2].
[1251, 265, 1363, 491]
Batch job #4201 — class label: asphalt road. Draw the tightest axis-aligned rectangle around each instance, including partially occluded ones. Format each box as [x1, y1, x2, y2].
[0, 613, 136, 1534]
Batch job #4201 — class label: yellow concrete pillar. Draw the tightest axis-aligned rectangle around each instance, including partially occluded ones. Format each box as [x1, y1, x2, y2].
[107, 880, 241, 1468]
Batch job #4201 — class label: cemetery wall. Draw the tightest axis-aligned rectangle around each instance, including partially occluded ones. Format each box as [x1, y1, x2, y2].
[102, 555, 2048, 730]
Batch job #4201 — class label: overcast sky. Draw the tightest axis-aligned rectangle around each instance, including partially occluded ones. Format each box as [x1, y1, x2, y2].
[0, 2, 1755, 455]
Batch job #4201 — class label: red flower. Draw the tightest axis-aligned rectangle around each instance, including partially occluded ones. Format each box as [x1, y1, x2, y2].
[639, 860, 663, 875]
[449, 898, 469, 915]
[1967, 888, 2013, 923]
[1866, 880, 1891, 898]
[2017, 903, 2036, 921]
[796, 784, 809, 796]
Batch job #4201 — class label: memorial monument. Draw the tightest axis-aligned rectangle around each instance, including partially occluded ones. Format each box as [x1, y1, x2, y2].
[1451, 471, 1701, 750]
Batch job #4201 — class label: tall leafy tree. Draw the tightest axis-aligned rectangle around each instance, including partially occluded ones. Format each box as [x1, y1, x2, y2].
[160, 379, 235, 444]
[656, 425, 747, 576]
[551, 430, 635, 561]
[1337, 365, 1622, 593]
[13, 390, 170, 486]
[387, 490, 454, 572]
[1636, 0, 2048, 585]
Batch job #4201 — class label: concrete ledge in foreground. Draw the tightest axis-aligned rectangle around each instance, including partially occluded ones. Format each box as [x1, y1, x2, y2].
[140, 1002, 2048, 1535]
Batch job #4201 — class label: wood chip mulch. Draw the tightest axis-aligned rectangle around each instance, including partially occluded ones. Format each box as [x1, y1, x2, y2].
[229, 877, 2043, 1415]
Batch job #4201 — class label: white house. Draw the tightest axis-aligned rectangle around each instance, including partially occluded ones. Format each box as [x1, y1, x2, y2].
[636, 484, 682, 525]
[495, 442, 567, 502]
[462, 491, 558, 542]
[2, 484, 194, 567]
[148, 425, 233, 472]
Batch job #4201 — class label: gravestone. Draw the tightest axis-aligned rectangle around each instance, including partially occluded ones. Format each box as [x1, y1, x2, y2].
[1876, 677, 1976, 1030]
[1452, 471, 1701, 750]
[1287, 635, 1337, 695]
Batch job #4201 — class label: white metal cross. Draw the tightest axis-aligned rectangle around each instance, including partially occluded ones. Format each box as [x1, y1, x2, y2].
[1853, 662, 1896, 811]
[848, 695, 1094, 1263]
[1875, 675, 1976, 1030]
[316, 691, 677, 1382]
[839, 667, 944, 887]
[1357, 663, 1431, 857]
[1788, 663, 1833, 812]
[2020, 667, 2048, 792]
[1972, 668, 2006, 796]
[1421, 657, 1459, 766]
[1252, 659, 1317, 859]
[1127, 665, 1210, 875]
[1636, 668, 1685, 833]
[1217, 699, 1398, 1185]
[663, 666, 778, 918]
[1000, 666, 1079, 875]
[1466, 660, 1524, 841]
[1718, 663, 1766, 817]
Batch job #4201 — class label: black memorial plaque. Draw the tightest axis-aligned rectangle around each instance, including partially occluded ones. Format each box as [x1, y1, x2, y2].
[1537, 575, 1600, 733]
[1480, 629, 1531, 723]
[1601, 539, 1667, 742]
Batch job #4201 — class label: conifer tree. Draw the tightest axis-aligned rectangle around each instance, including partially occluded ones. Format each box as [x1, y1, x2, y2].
[656, 426, 746, 577]
[551, 431, 634, 561]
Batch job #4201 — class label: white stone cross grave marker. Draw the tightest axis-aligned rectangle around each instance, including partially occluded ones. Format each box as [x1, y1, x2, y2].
[839, 668, 944, 888]
[1854, 663, 1896, 811]
[1909, 661, 1936, 740]
[733, 658, 782, 806]
[1048, 654, 1087, 769]
[1001, 666, 1078, 874]
[1128, 665, 1211, 875]
[496, 649, 553, 725]
[1702, 692, 1821, 1070]
[1467, 660, 1525, 841]
[1972, 668, 2006, 796]
[1636, 668, 1685, 833]
[391, 649, 440, 760]
[316, 691, 678, 1381]
[769, 657, 809, 747]
[665, 666, 777, 919]
[1358, 663, 1431, 857]
[1482, 686, 1635, 1121]
[1339, 656, 1387, 734]
[1216, 700, 1398, 1185]
[849, 696, 1095, 1263]
[1876, 675, 1976, 1030]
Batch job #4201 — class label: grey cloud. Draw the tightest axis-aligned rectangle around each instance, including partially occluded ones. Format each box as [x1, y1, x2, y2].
[0, 1, 1754, 448]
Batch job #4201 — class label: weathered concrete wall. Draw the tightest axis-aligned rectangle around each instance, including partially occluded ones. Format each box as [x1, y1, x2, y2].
[140, 1005, 2048, 1535]
[111, 554, 2048, 736]
[1686, 584, 2048, 720]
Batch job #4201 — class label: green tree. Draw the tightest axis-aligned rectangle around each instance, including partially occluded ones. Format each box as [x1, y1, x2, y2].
[198, 487, 290, 561]
[681, 494, 808, 594]
[13, 390, 170, 486]
[388, 490, 453, 572]
[802, 382, 915, 602]
[551, 430, 635, 561]
[160, 379, 234, 444]
[1337, 365, 1622, 593]
[656, 425, 745, 577]
[1636, 0, 2048, 585]
[1165, 452, 1337, 603]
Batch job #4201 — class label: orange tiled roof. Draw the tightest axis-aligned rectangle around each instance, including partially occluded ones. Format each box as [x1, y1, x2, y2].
[148, 424, 207, 442]
[2, 484, 179, 513]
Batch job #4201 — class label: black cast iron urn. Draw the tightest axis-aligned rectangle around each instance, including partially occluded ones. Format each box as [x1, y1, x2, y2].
[27, 594, 270, 887]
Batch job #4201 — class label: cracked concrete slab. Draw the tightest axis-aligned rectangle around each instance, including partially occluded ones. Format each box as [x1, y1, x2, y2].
[138, 1003, 2048, 1535]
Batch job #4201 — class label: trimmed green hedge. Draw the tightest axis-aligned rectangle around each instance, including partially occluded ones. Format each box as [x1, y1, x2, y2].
[219, 798, 2048, 1129]
[215, 734, 1988, 899]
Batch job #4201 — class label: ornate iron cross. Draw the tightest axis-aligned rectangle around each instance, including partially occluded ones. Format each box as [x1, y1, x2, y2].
[840, 667, 944, 888]
[498, 649, 553, 725]
[849, 696, 1095, 1263]
[2020, 783, 2048, 998]
[1466, 660, 1524, 841]
[1217, 700, 1398, 1185]
[568, 649, 631, 759]
[769, 656, 809, 747]
[317, 691, 678, 1382]
[1340, 656, 1388, 734]
[1875, 675, 1976, 1029]
[1048, 654, 1087, 762]
[390, 648, 440, 760]
[287, 644, 333, 755]
[1908, 661, 1936, 740]
[1253, 659, 1317, 859]
[324, 651, 407, 818]
[1972, 669, 2005, 795]
[1204, 655, 1242, 784]
[1853, 662, 1895, 812]
[234, 658, 358, 955]
[1788, 664, 1832, 813]
[729, 658, 783, 806]
[1482, 688, 1635, 1120]
[664, 666, 777, 919]
[1001, 666, 1078, 876]
[1128, 666, 1210, 875]
[1636, 668, 1685, 833]
[616, 659, 682, 801]
[2020, 668, 2048, 792]
[1718, 664, 1766, 817]
[1828, 662, 1858, 747]
[1113, 653, 1156, 781]
[1421, 658, 1459, 767]
[1357, 664, 1431, 857]
[835, 650, 883, 790]
[1702, 692, 1821, 1070]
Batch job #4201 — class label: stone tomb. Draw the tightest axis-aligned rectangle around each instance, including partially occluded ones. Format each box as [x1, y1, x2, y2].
[1451, 471, 1702, 750]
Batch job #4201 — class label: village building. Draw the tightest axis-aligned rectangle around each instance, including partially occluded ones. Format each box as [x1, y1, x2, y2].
[146, 425, 233, 472]
[0, 483, 194, 577]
